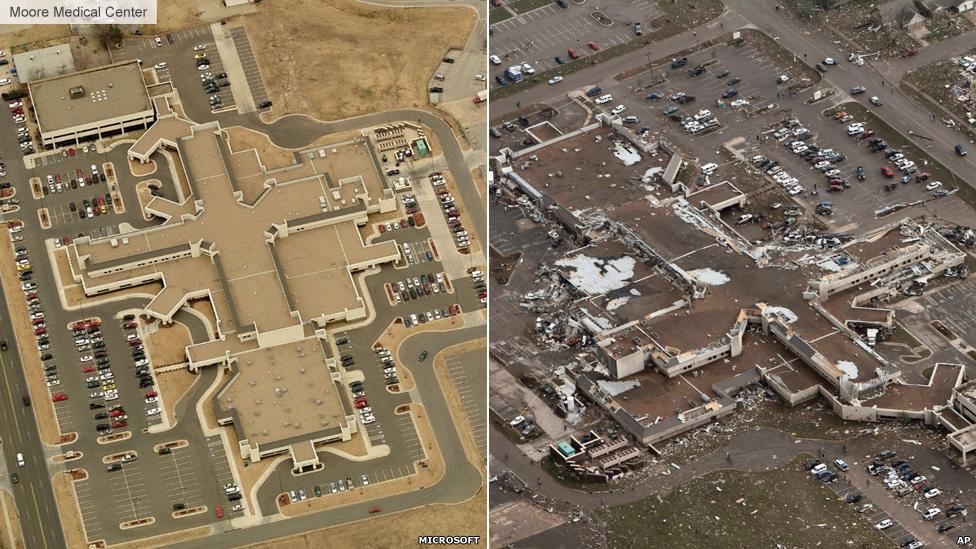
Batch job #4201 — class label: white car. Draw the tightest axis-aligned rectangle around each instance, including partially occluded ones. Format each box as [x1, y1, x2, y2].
[0, 79, 10, 86]
[874, 519, 892, 530]
[926, 181, 943, 191]
[824, 57, 837, 65]
[154, 37, 163, 47]
[197, 65, 210, 71]
[520, 62, 536, 75]
[154, 62, 167, 70]
[146, 396, 158, 404]
[594, 94, 613, 105]
[610, 105, 626, 115]
[924, 488, 942, 499]
[90, 391, 104, 398]
[923, 508, 941, 520]
[510, 415, 525, 427]
[146, 407, 160, 416]
[701, 163, 718, 175]
[193, 44, 207, 51]
[489, 54, 502, 65]
[548, 76, 563, 85]
[79, 355, 93, 363]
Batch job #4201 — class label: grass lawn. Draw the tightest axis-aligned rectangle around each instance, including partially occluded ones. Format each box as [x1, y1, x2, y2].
[598, 456, 892, 549]
[490, 7, 514, 25]
[508, 0, 554, 14]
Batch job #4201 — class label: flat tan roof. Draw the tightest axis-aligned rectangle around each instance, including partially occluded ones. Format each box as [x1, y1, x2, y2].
[30, 61, 152, 134]
[218, 337, 347, 449]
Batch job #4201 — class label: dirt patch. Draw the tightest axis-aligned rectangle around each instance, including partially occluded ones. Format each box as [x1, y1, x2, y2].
[242, 0, 476, 120]
[142, 0, 256, 34]
[247, 489, 486, 549]
[108, 526, 211, 549]
[146, 321, 191, 366]
[0, 26, 70, 54]
[280, 403, 445, 517]
[51, 472, 88, 549]
[155, 369, 198, 424]
[225, 126, 297, 170]
[188, 298, 219, 335]
[0, 489, 23, 549]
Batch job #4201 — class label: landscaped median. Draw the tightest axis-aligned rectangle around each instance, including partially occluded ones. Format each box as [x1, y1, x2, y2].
[490, 0, 724, 99]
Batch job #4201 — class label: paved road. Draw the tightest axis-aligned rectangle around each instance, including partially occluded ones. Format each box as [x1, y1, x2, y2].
[0, 290, 65, 549]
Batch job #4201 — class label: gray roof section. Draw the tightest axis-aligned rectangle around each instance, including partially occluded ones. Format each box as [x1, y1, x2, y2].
[12, 44, 76, 83]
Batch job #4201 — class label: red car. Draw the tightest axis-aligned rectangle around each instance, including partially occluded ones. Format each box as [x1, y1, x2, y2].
[52, 393, 68, 402]
[215, 506, 224, 518]
[368, 506, 382, 514]
[31, 318, 44, 326]
[354, 399, 368, 409]
[378, 224, 386, 234]
[110, 409, 125, 417]
[881, 166, 894, 177]
[588, 41, 600, 50]
[567, 48, 580, 60]
[33, 327, 46, 336]
[491, 0, 502, 5]
[145, 391, 158, 398]
[129, 339, 142, 346]
[122, 322, 137, 330]
[112, 420, 127, 429]
[67, 148, 76, 157]
[82, 366, 96, 373]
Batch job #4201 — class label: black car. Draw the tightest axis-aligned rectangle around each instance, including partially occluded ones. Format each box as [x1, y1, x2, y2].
[845, 493, 863, 504]
[938, 523, 955, 533]
[22, 395, 30, 406]
[956, 144, 967, 156]
[442, 57, 454, 64]
[215, 72, 227, 79]
[856, 166, 865, 181]
[89, 402, 104, 410]
[716, 69, 729, 78]
[670, 56, 688, 68]
[95, 413, 108, 420]
[721, 89, 738, 98]
[688, 65, 706, 77]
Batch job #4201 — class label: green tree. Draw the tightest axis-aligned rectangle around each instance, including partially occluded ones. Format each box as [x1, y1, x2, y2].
[98, 25, 123, 50]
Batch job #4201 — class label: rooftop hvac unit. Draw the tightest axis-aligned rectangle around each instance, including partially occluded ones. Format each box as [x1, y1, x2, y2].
[69, 86, 85, 99]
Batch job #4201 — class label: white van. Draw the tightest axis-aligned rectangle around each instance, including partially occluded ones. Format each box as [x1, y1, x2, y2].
[15, 453, 24, 467]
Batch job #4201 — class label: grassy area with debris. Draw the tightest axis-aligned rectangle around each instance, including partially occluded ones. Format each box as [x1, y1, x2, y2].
[902, 53, 976, 135]
[598, 455, 892, 549]
[781, 0, 919, 57]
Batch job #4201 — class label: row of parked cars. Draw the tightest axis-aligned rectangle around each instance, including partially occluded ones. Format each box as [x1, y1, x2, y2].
[403, 304, 463, 329]
[431, 172, 470, 250]
[471, 268, 486, 305]
[9, 99, 32, 156]
[44, 163, 105, 196]
[392, 271, 447, 305]
[868, 450, 965, 539]
[836, 113, 948, 195]
[12, 241, 58, 402]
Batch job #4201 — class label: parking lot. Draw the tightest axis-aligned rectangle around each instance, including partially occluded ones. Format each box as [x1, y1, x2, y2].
[444, 349, 487, 456]
[229, 26, 269, 107]
[112, 26, 242, 116]
[581, 40, 973, 237]
[489, 0, 658, 88]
